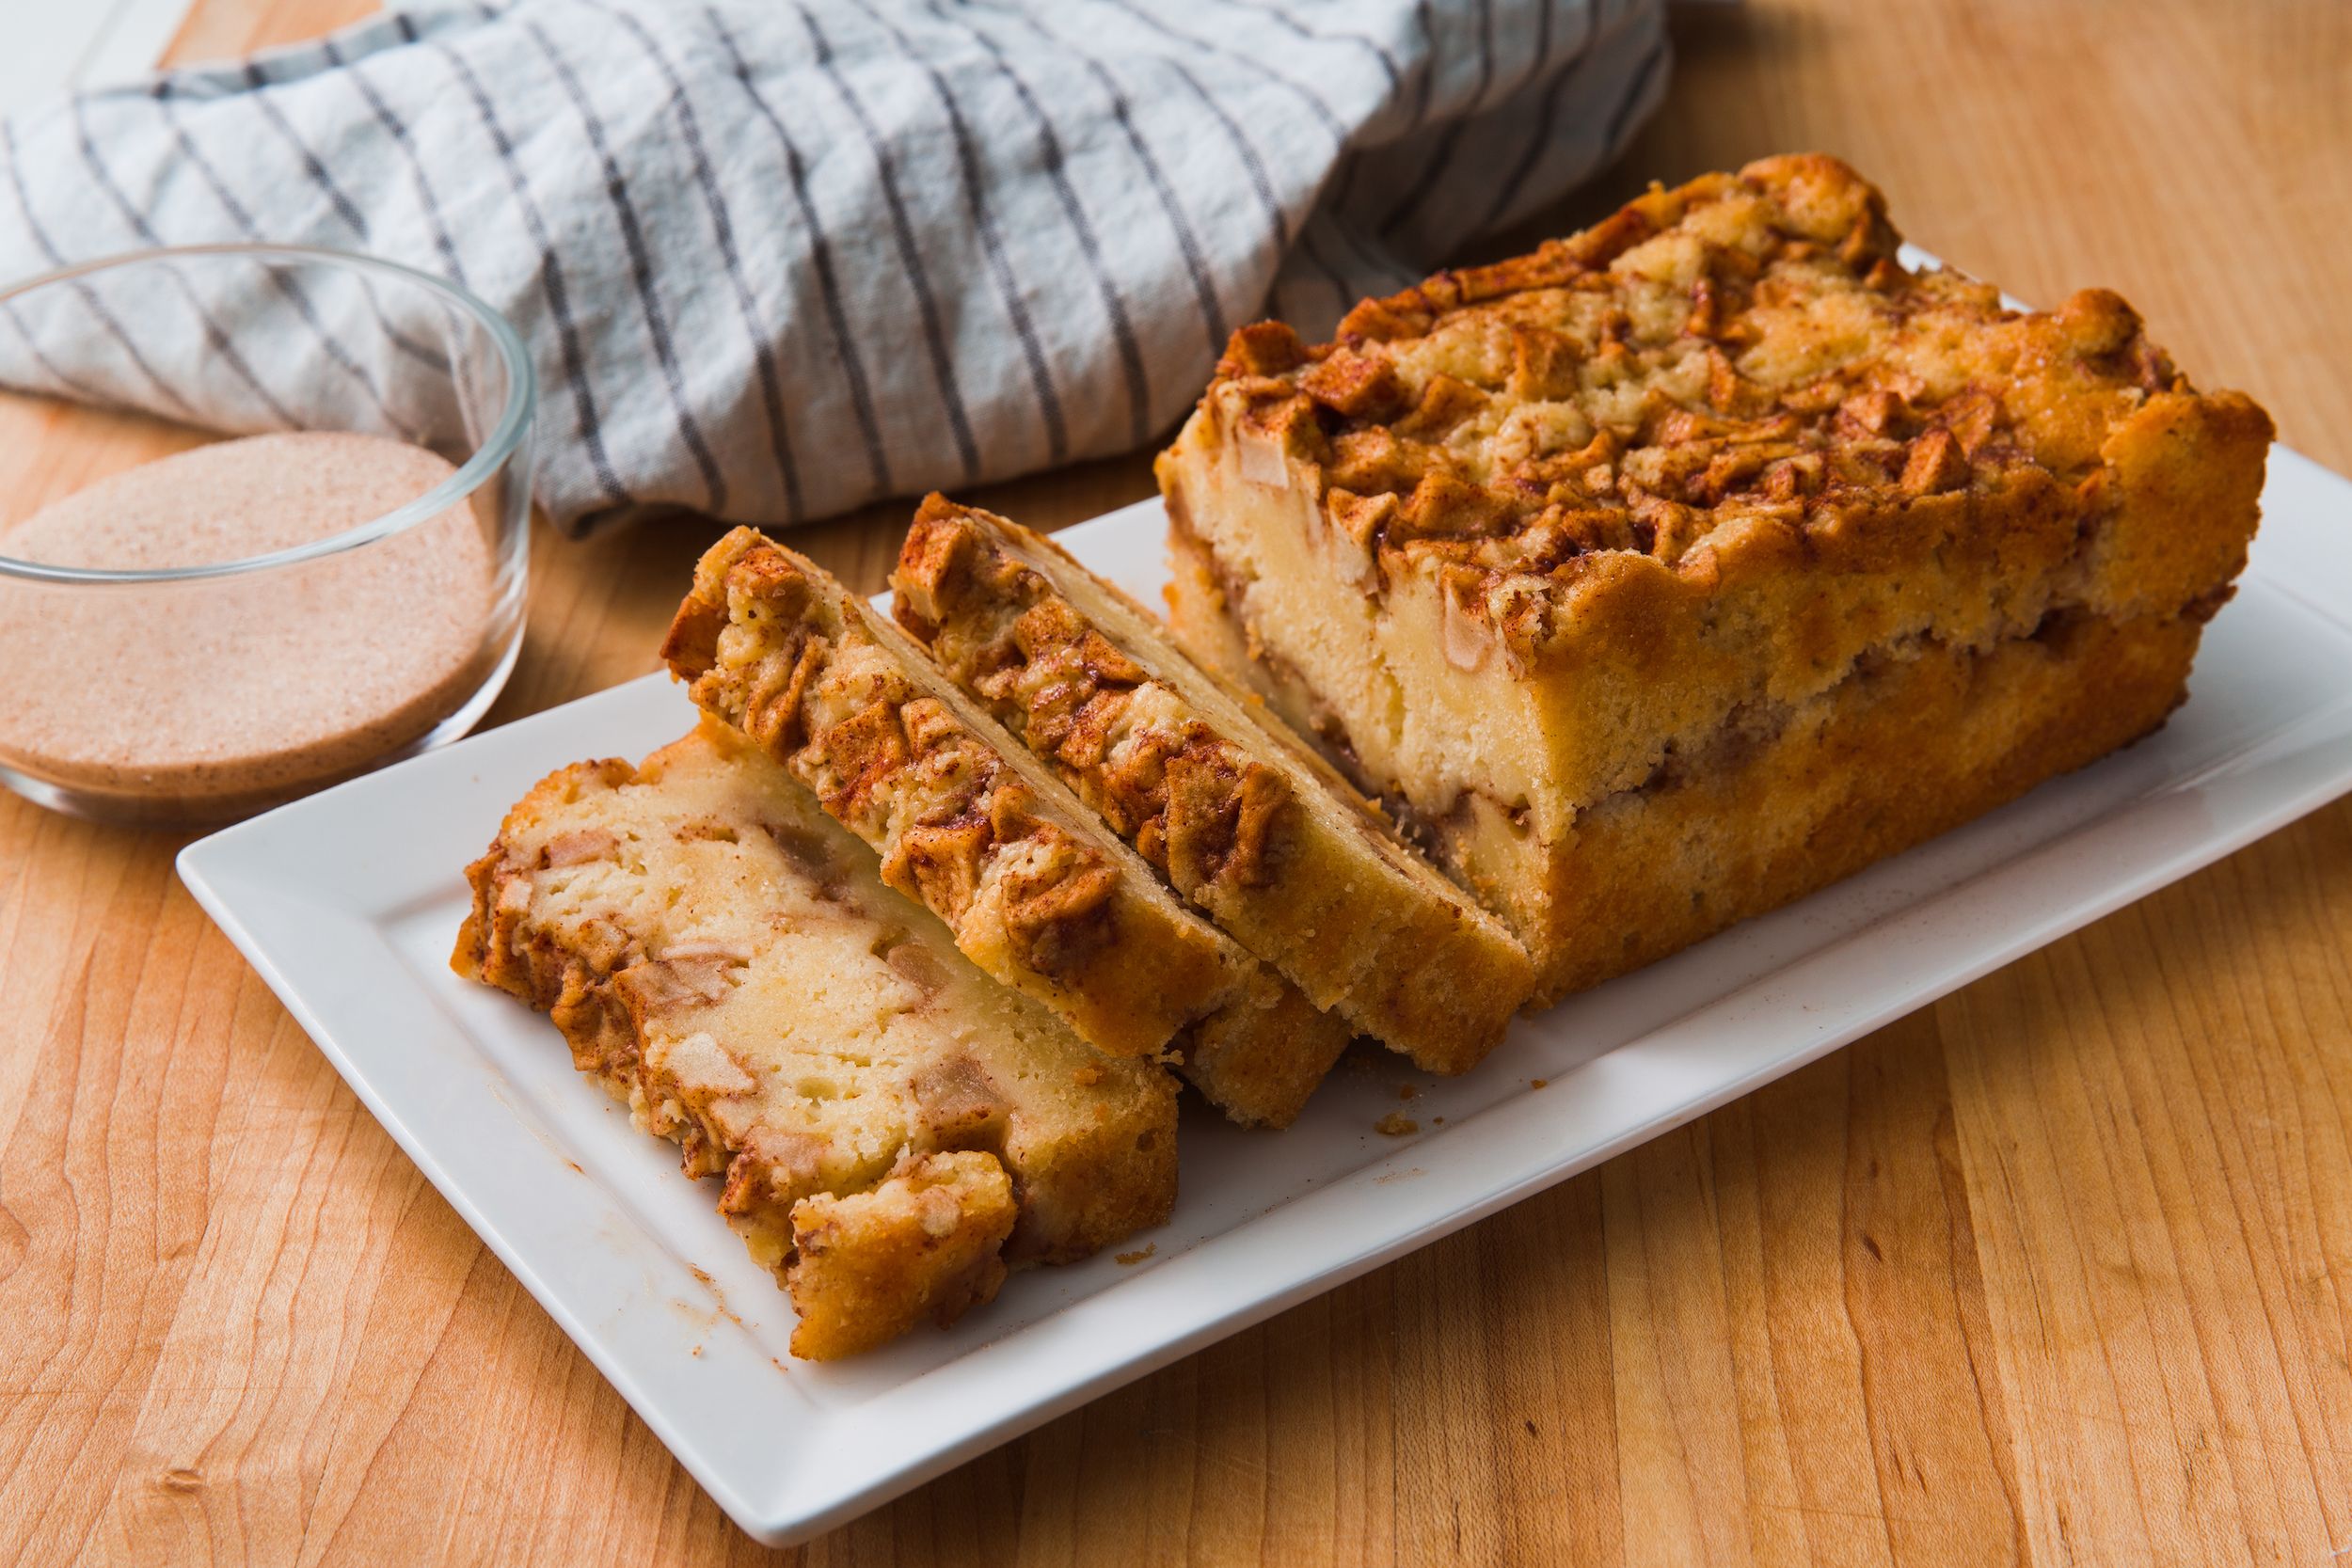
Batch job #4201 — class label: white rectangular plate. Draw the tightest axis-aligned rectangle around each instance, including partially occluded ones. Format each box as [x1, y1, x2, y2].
[181, 449, 2352, 1545]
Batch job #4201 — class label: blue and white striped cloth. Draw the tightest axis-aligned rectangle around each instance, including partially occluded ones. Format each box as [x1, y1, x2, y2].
[0, 0, 1669, 532]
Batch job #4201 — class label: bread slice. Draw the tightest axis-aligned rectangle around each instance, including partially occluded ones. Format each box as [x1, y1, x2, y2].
[452, 721, 1179, 1360]
[663, 530, 1350, 1127]
[892, 496, 1533, 1074]
[1156, 153, 2271, 999]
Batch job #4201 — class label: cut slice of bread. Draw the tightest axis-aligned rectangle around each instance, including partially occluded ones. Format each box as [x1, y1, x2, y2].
[893, 497, 1534, 1074]
[664, 531, 1349, 1126]
[452, 721, 1178, 1359]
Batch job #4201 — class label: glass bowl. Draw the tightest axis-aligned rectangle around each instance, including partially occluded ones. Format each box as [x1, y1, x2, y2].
[0, 245, 534, 827]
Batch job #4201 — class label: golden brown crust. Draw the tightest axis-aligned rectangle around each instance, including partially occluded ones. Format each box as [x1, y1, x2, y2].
[1178, 971, 1351, 1128]
[786, 1152, 1017, 1361]
[893, 493, 1533, 1074]
[1157, 154, 2272, 996]
[1178, 152, 2267, 672]
[452, 724, 1179, 1358]
[1172, 970, 1354, 1121]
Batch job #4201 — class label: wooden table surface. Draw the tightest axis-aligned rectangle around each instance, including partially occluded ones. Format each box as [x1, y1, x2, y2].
[6, 1, 2350, 1562]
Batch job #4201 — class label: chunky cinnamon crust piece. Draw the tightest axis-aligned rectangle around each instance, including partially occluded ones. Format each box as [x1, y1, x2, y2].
[665, 531, 1349, 1126]
[1156, 153, 2272, 999]
[894, 495, 1532, 1074]
[786, 1153, 1015, 1360]
[451, 722, 1177, 1360]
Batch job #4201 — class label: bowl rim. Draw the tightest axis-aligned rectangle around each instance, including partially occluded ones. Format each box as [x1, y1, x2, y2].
[0, 243, 536, 586]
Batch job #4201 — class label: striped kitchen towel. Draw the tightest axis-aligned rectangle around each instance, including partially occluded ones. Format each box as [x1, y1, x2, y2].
[0, 0, 1669, 532]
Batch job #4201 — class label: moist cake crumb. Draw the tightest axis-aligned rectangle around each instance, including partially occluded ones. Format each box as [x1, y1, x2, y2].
[453, 721, 1179, 1359]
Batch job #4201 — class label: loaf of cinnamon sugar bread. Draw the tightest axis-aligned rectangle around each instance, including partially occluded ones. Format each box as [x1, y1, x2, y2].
[1155, 153, 2273, 1000]
[452, 721, 1177, 1359]
[893, 495, 1532, 1074]
[663, 530, 1350, 1127]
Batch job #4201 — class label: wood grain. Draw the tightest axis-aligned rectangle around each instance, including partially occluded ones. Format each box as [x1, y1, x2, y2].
[4, 0, 2349, 1561]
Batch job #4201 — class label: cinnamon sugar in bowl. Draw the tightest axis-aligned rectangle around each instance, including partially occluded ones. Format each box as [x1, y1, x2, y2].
[0, 247, 534, 825]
